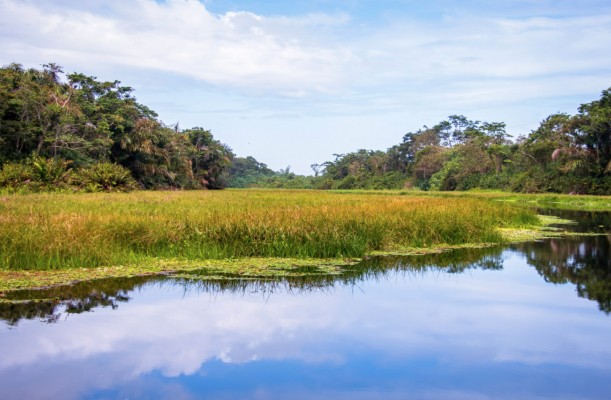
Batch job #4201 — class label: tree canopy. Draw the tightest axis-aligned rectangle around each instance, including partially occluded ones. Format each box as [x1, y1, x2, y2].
[246, 89, 610, 194]
[1, 63, 609, 194]
[0, 63, 233, 191]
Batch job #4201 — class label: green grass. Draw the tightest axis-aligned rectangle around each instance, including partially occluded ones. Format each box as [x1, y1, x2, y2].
[0, 189, 540, 272]
[396, 190, 611, 211]
[299, 189, 611, 210]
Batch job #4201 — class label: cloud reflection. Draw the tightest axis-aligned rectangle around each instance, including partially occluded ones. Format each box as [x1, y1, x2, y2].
[1, 250, 610, 399]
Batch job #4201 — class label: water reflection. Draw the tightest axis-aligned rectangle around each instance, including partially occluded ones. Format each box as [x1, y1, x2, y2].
[1, 246, 506, 326]
[538, 208, 611, 233]
[0, 242, 609, 400]
[2, 233, 610, 325]
[513, 235, 611, 313]
[0, 212, 609, 400]
[0, 276, 158, 326]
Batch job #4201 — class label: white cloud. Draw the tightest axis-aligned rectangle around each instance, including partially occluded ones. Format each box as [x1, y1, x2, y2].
[349, 14, 611, 96]
[2, 0, 609, 100]
[0, 0, 353, 94]
[1, 0, 611, 173]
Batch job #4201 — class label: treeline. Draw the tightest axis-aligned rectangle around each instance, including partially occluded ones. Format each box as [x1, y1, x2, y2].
[0, 63, 233, 192]
[227, 159, 316, 189]
[237, 90, 611, 194]
[1, 63, 610, 194]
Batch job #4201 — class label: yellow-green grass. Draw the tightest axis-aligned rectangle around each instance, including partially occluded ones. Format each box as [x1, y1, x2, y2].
[0, 189, 552, 291]
[321, 189, 611, 211]
[400, 190, 611, 211]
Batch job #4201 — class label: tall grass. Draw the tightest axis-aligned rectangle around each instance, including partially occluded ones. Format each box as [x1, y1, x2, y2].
[0, 189, 539, 270]
[393, 190, 611, 211]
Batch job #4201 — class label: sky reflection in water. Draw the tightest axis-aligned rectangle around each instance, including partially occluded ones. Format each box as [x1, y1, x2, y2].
[1, 236, 611, 400]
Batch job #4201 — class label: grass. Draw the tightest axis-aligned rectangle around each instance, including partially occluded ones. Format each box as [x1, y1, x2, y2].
[323, 189, 611, 211]
[0, 189, 539, 267]
[0, 188, 583, 292]
[397, 190, 611, 211]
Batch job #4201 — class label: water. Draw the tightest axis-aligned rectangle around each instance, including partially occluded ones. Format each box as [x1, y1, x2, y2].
[1, 212, 610, 400]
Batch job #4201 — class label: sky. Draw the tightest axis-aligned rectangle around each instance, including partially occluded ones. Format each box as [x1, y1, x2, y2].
[1, 0, 611, 174]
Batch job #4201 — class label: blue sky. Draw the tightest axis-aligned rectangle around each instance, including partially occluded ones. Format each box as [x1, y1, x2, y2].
[1, 0, 610, 174]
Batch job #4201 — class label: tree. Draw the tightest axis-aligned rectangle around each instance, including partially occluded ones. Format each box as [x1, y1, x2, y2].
[186, 127, 234, 189]
[227, 156, 275, 187]
[0, 63, 236, 191]
[573, 88, 611, 174]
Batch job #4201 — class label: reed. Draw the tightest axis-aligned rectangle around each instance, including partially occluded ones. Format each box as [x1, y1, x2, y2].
[0, 189, 539, 270]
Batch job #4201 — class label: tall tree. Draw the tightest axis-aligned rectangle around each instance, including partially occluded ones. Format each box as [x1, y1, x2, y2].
[573, 88, 611, 174]
[186, 127, 234, 189]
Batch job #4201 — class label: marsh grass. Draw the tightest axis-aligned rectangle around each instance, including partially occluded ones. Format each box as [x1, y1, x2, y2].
[392, 190, 611, 211]
[0, 189, 539, 270]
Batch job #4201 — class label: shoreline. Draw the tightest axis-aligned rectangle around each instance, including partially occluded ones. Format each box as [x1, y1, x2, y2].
[0, 221, 577, 295]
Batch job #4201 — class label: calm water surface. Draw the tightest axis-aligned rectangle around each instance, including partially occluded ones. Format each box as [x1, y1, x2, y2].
[1, 212, 610, 400]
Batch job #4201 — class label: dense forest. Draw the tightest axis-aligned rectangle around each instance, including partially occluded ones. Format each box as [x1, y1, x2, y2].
[1, 63, 610, 194]
[0, 63, 233, 191]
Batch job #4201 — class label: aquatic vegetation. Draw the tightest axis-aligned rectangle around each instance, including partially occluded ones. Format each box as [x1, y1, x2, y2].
[0, 245, 507, 324]
[0, 190, 539, 273]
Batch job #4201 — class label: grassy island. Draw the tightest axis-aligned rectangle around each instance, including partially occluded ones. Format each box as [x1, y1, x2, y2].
[0, 189, 566, 292]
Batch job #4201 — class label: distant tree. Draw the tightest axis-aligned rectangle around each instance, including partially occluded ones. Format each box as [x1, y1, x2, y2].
[413, 145, 449, 188]
[227, 156, 275, 187]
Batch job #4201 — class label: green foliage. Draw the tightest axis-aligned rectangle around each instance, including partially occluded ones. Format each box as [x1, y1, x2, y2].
[30, 157, 73, 187]
[429, 157, 460, 191]
[311, 150, 410, 190]
[3, 62, 610, 195]
[186, 127, 234, 189]
[0, 162, 35, 191]
[575, 88, 611, 173]
[256, 174, 318, 189]
[0, 157, 73, 192]
[73, 162, 137, 192]
[0, 63, 233, 190]
[0, 157, 137, 193]
[312, 90, 611, 195]
[226, 156, 275, 188]
[312, 115, 513, 192]
[511, 92, 611, 195]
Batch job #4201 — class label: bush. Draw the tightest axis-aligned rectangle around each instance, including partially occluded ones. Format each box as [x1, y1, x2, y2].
[0, 162, 35, 190]
[74, 162, 138, 192]
[30, 157, 73, 188]
[0, 157, 73, 192]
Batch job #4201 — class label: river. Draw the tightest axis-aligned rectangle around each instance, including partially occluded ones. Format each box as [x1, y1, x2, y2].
[0, 211, 609, 399]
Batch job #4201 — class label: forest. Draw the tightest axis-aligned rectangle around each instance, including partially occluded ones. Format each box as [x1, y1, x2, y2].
[0, 63, 232, 192]
[1, 63, 610, 194]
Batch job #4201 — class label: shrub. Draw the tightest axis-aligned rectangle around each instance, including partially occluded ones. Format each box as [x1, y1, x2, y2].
[30, 157, 73, 188]
[0, 162, 35, 190]
[0, 157, 73, 192]
[74, 162, 138, 192]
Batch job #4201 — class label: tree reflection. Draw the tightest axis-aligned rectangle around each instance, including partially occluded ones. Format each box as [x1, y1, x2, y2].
[538, 209, 611, 233]
[513, 235, 611, 313]
[0, 247, 504, 326]
[0, 276, 159, 326]
[0, 300, 61, 326]
[2, 229, 610, 326]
